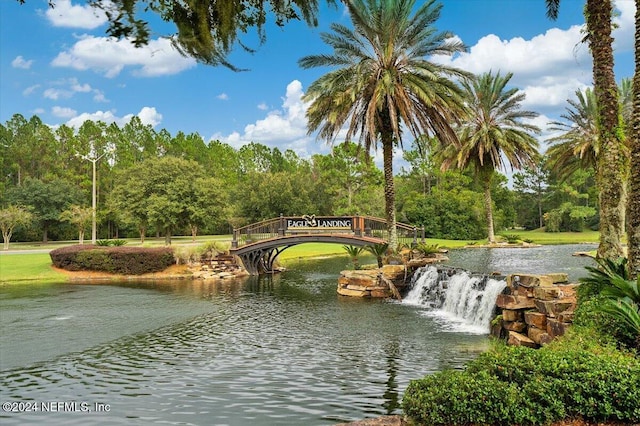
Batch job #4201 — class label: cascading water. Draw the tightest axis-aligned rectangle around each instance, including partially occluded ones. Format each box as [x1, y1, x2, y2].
[403, 266, 507, 334]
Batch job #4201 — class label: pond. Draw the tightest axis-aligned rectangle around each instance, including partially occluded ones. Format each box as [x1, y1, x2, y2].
[0, 245, 595, 425]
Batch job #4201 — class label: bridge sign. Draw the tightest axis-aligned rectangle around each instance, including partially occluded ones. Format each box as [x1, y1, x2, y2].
[286, 215, 352, 231]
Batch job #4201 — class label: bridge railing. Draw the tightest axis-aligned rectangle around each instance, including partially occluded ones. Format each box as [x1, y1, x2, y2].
[360, 216, 424, 248]
[231, 215, 425, 249]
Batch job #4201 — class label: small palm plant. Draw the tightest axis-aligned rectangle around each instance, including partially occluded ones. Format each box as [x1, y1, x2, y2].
[598, 275, 640, 338]
[365, 243, 389, 268]
[343, 245, 364, 270]
[415, 243, 440, 257]
[580, 257, 640, 345]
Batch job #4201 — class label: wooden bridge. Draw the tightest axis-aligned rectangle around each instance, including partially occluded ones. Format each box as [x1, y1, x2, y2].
[230, 215, 425, 275]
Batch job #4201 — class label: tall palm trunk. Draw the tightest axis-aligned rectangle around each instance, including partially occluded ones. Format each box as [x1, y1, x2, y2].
[382, 132, 398, 250]
[628, 0, 640, 278]
[482, 177, 496, 244]
[587, 0, 627, 260]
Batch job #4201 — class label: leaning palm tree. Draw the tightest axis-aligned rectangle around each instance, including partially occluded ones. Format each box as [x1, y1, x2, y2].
[546, 81, 631, 181]
[438, 72, 540, 243]
[299, 0, 469, 250]
[546, 88, 599, 179]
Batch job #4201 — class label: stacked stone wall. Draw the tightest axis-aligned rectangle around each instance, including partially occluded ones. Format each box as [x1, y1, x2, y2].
[492, 273, 578, 348]
[337, 265, 407, 298]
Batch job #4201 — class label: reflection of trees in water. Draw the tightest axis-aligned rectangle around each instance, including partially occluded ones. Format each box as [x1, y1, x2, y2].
[382, 339, 400, 414]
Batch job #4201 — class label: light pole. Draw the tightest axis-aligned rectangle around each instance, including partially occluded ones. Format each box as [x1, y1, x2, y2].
[77, 148, 111, 245]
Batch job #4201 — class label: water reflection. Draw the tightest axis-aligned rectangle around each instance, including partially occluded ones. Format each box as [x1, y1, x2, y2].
[2, 247, 593, 425]
[444, 244, 597, 282]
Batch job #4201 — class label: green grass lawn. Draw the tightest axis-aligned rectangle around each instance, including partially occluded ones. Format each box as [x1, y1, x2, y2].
[510, 229, 601, 245]
[0, 253, 67, 284]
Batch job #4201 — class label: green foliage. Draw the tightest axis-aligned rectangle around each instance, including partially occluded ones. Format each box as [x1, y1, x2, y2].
[50, 245, 174, 275]
[544, 202, 597, 232]
[364, 243, 389, 268]
[403, 341, 640, 425]
[501, 233, 521, 243]
[343, 245, 364, 270]
[575, 257, 639, 348]
[0, 205, 33, 250]
[578, 257, 629, 302]
[96, 239, 127, 246]
[415, 243, 440, 256]
[6, 177, 83, 241]
[402, 189, 486, 240]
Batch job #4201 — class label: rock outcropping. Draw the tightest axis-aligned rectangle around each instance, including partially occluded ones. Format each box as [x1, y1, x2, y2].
[492, 273, 578, 348]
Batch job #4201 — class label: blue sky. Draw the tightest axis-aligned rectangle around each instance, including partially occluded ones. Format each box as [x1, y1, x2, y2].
[0, 0, 635, 163]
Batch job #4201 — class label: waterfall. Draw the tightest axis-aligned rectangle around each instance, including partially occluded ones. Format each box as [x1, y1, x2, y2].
[403, 266, 506, 334]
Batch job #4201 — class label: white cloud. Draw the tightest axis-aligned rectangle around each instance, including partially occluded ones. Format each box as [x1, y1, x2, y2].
[43, 88, 72, 100]
[65, 106, 163, 128]
[257, 102, 268, 111]
[23, 85, 40, 96]
[613, 0, 635, 51]
[134, 107, 163, 127]
[71, 81, 91, 92]
[41, 78, 96, 101]
[436, 24, 593, 114]
[12, 56, 33, 69]
[52, 106, 78, 118]
[212, 80, 314, 154]
[45, 0, 107, 29]
[52, 35, 196, 78]
[93, 90, 108, 102]
[217, 93, 229, 100]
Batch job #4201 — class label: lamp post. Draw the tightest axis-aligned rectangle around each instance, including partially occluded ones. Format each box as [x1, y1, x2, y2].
[77, 148, 111, 245]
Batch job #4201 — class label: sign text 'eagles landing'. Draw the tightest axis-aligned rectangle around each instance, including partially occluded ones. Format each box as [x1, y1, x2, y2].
[286, 215, 353, 229]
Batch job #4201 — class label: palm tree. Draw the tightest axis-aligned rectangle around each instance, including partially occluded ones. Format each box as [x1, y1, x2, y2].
[299, 0, 469, 250]
[547, 82, 632, 181]
[545, 0, 628, 261]
[438, 72, 540, 243]
[546, 88, 599, 179]
[365, 243, 389, 268]
[629, 5, 640, 277]
[343, 245, 364, 270]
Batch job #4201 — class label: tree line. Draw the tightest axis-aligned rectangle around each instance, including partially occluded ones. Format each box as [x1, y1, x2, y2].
[0, 104, 616, 247]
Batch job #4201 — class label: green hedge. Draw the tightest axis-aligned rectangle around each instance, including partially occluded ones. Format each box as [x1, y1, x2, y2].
[403, 341, 640, 425]
[50, 245, 175, 275]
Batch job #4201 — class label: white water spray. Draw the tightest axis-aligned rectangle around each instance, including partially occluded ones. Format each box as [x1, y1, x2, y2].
[403, 266, 506, 334]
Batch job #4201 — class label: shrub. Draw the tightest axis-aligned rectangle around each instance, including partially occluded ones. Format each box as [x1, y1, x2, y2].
[199, 240, 228, 260]
[96, 239, 127, 246]
[501, 233, 521, 244]
[575, 257, 639, 349]
[50, 245, 174, 275]
[403, 340, 640, 425]
[365, 243, 389, 268]
[415, 243, 440, 256]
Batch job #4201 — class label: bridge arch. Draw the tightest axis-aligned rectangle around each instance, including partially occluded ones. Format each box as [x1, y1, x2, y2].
[229, 216, 424, 275]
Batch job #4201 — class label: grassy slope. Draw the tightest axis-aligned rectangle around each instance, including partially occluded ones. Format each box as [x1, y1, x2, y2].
[0, 230, 604, 284]
[0, 253, 67, 284]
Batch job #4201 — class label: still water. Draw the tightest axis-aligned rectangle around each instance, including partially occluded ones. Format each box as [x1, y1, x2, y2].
[0, 246, 595, 425]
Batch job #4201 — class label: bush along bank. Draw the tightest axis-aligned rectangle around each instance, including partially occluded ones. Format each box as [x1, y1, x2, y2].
[402, 337, 640, 425]
[50, 244, 175, 275]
